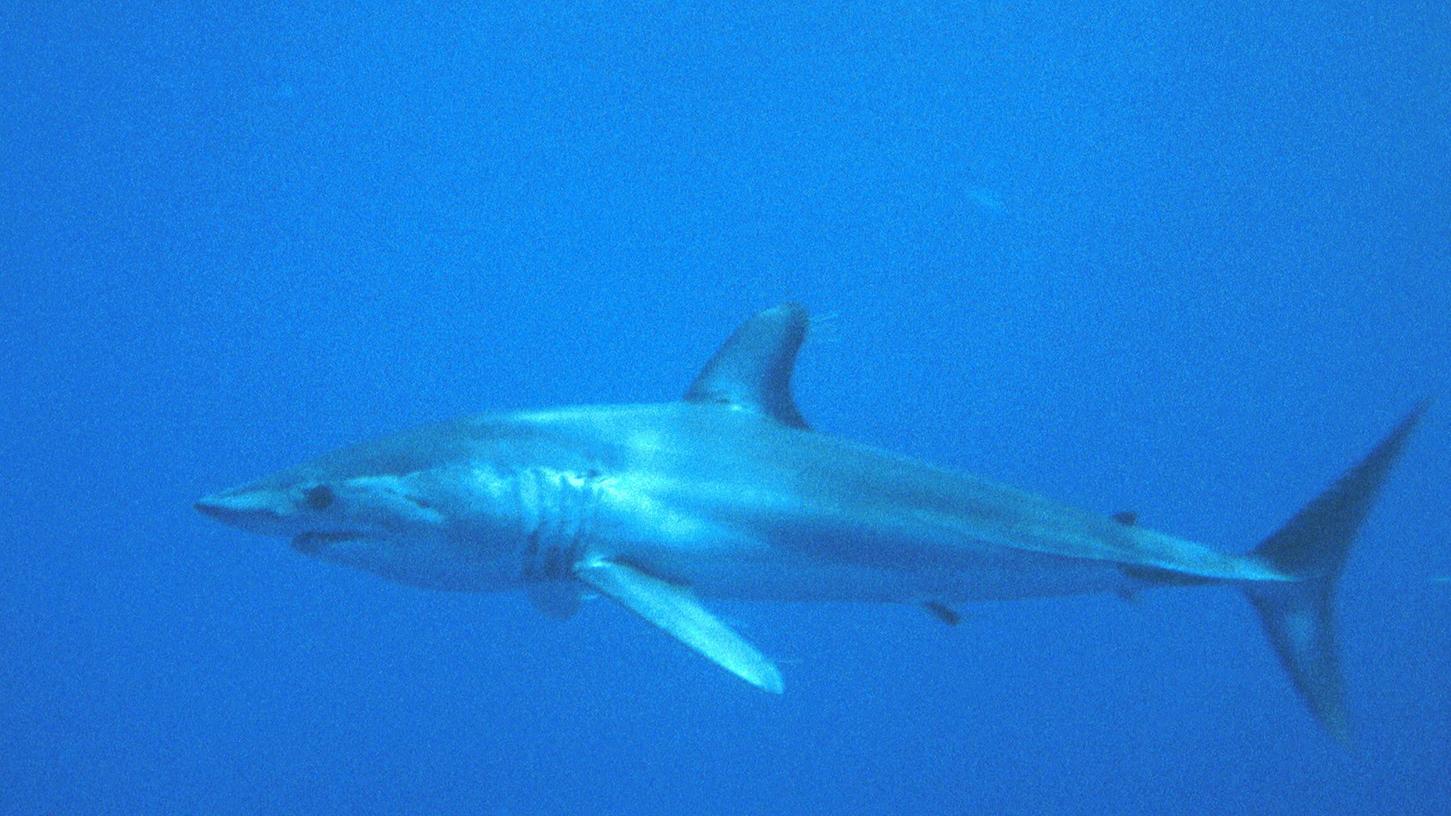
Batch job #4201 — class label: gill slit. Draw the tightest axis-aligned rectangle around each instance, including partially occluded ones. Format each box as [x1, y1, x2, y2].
[516, 467, 605, 582]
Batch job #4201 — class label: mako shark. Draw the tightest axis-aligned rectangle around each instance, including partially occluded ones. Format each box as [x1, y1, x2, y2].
[196, 304, 1424, 739]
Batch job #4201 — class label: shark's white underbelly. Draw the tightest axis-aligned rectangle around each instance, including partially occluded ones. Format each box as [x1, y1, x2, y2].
[619, 537, 1138, 603]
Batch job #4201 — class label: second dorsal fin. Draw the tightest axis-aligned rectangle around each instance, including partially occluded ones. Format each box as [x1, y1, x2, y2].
[684, 304, 810, 429]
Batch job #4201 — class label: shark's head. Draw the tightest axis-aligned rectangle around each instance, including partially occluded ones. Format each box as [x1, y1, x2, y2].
[195, 420, 534, 590]
[194, 470, 449, 554]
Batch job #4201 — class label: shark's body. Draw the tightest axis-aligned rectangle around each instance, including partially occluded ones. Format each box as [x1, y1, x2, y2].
[305, 402, 1280, 602]
[197, 305, 1424, 739]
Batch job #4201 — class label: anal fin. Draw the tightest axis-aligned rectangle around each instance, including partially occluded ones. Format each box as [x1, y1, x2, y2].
[922, 601, 961, 626]
[573, 559, 784, 694]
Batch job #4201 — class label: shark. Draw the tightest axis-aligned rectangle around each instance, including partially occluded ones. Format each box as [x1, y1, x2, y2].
[196, 304, 1425, 740]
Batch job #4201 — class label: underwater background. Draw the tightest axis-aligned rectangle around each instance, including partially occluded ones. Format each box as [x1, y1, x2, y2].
[3, 2, 1449, 814]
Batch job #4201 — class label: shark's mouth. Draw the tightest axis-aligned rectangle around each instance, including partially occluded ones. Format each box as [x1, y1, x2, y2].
[292, 531, 363, 554]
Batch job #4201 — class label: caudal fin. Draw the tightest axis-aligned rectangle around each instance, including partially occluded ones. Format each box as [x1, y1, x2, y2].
[1244, 402, 1427, 742]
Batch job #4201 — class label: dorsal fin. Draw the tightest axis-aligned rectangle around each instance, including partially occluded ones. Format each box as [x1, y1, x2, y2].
[685, 303, 810, 429]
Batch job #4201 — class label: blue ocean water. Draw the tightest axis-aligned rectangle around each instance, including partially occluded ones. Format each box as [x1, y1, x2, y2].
[3, 2, 1448, 813]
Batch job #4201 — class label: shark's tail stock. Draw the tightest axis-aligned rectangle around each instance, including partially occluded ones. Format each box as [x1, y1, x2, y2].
[1243, 402, 1427, 743]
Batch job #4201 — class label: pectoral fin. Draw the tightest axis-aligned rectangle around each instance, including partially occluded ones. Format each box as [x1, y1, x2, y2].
[527, 582, 581, 620]
[574, 559, 784, 694]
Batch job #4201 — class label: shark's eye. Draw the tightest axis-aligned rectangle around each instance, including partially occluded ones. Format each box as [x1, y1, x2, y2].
[303, 485, 335, 510]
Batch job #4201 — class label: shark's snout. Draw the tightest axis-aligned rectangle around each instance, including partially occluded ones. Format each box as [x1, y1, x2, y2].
[194, 489, 286, 533]
[195, 493, 226, 516]
[194, 494, 232, 520]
